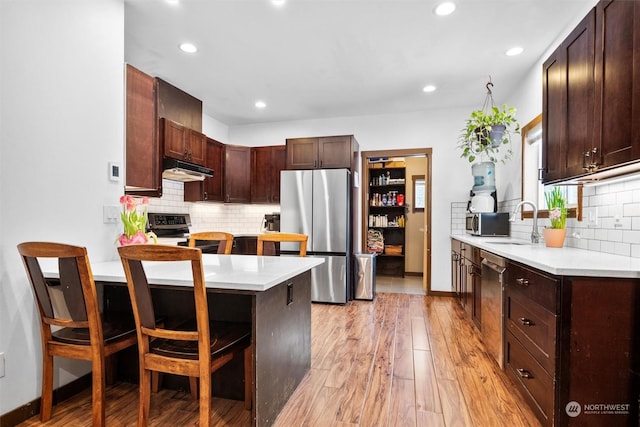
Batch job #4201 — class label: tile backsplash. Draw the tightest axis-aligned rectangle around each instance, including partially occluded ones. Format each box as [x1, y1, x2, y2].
[147, 180, 279, 234]
[451, 173, 640, 258]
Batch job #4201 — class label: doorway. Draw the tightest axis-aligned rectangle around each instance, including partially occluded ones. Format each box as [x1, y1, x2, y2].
[361, 148, 432, 294]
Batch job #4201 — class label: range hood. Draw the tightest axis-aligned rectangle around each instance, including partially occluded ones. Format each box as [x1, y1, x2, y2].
[162, 158, 214, 182]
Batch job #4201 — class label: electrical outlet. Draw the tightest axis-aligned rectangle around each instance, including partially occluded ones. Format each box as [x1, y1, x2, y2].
[612, 204, 624, 226]
[103, 205, 120, 224]
[587, 207, 598, 226]
[0, 352, 5, 378]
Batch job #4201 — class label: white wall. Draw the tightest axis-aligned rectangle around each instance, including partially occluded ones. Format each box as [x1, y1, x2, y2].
[0, 0, 124, 416]
[229, 107, 478, 292]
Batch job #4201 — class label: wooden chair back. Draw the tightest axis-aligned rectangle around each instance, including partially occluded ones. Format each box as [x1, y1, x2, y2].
[117, 244, 251, 427]
[17, 241, 137, 426]
[257, 233, 308, 257]
[188, 231, 234, 254]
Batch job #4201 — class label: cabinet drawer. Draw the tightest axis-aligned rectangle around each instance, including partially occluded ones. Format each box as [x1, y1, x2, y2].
[506, 290, 557, 376]
[505, 331, 555, 426]
[506, 262, 559, 313]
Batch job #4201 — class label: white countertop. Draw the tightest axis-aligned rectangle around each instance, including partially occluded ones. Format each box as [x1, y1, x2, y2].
[42, 254, 324, 292]
[452, 234, 640, 278]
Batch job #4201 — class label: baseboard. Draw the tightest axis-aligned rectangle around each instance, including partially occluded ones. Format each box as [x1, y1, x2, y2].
[428, 290, 456, 297]
[0, 373, 91, 427]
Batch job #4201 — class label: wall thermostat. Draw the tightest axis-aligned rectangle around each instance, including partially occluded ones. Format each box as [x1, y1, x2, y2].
[109, 162, 121, 182]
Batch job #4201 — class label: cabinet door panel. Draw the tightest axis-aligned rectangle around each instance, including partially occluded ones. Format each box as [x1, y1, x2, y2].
[163, 118, 188, 161]
[251, 147, 273, 203]
[271, 146, 286, 203]
[125, 64, 161, 195]
[225, 145, 251, 203]
[564, 9, 595, 178]
[542, 49, 566, 183]
[188, 130, 206, 166]
[286, 138, 317, 169]
[594, 0, 638, 168]
[204, 138, 224, 201]
[318, 136, 351, 169]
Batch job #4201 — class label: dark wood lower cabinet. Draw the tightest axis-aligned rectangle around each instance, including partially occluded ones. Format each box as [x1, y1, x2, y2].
[505, 261, 640, 426]
[103, 270, 312, 427]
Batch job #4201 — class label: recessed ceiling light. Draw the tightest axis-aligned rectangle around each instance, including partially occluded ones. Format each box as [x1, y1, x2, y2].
[166, 0, 179, 5]
[506, 46, 524, 56]
[179, 43, 197, 53]
[423, 85, 437, 93]
[434, 2, 456, 16]
[271, 0, 286, 7]
[255, 100, 267, 109]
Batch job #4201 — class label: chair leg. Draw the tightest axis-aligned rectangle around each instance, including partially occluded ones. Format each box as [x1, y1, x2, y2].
[105, 354, 117, 385]
[91, 358, 106, 427]
[198, 373, 211, 427]
[139, 368, 152, 426]
[40, 351, 54, 422]
[244, 346, 252, 410]
[151, 371, 161, 393]
[189, 377, 198, 400]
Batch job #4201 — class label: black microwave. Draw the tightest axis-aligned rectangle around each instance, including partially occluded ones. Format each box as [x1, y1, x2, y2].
[465, 212, 510, 236]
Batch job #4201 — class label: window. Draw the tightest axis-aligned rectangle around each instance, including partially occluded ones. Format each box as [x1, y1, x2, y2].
[521, 114, 582, 220]
[413, 175, 425, 212]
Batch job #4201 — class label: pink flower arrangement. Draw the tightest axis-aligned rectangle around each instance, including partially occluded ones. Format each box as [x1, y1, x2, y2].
[117, 195, 157, 246]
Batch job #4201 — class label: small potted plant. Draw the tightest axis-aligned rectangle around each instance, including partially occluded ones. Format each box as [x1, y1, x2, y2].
[543, 187, 567, 248]
[457, 104, 520, 164]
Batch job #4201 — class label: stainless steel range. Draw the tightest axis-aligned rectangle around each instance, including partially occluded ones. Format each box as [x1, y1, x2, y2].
[147, 213, 191, 245]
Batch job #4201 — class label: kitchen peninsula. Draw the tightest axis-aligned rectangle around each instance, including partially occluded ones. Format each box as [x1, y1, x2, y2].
[42, 254, 324, 427]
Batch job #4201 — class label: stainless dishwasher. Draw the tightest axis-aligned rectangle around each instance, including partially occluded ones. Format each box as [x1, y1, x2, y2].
[480, 250, 507, 368]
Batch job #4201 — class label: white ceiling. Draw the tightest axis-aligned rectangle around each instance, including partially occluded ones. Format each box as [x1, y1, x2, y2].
[125, 0, 594, 126]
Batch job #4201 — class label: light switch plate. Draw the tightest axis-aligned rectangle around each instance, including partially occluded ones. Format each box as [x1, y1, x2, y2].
[103, 205, 120, 224]
[0, 352, 5, 378]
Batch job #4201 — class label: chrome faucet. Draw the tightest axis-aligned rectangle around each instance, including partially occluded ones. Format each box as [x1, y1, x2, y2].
[510, 200, 540, 244]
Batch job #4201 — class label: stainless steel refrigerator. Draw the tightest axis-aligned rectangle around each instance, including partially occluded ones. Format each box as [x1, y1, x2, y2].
[280, 169, 351, 304]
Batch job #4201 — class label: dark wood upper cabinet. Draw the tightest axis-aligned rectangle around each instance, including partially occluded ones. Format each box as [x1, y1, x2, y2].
[543, 0, 640, 183]
[251, 146, 286, 204]
[593, 0, 640, 168]
[156, 78, 202, 132]
[161, 118, 206, 166]
[184, 137, 224, 202]
[542, 48, 566, 183]
[224, 145, 251, 203]
[125, 64, 162, 196]
[563, 10, 596, 179]
[542, 9, 595, 183]
[286, 135, 358, 170]
[125, 67, 204, 196]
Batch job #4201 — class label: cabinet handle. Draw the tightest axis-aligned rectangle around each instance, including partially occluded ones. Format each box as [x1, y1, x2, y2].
[589, 147, 599, 171]
[203, 192, 208, 200]
[319, 160, 323, 167]
[582, 150, 590, 171]
[519, 317, 533, 326]
[537, 168, 545, 181]
[517, 368, 532, 379]
[515, 278, 529, 287]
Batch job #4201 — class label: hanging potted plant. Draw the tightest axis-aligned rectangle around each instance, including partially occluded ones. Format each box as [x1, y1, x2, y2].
[457, 103, 520, 164]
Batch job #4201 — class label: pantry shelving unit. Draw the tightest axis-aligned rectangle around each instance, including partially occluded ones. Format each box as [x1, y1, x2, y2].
[367, 166, 406, 277]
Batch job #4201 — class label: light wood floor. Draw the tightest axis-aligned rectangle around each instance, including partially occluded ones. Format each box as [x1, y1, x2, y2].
[18, 292, 541, 427]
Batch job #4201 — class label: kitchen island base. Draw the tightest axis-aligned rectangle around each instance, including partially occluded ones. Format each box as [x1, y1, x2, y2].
[103, 270, 312, 426]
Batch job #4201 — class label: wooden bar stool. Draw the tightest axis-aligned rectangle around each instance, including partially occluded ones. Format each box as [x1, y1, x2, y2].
[118, 244, 252, 427]
[257, 232, 308, 257]
[188, 231, 234, 254]
[17, 242, 138, 426]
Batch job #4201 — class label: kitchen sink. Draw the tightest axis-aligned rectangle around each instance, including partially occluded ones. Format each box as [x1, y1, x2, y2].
[483, 239, 530, 246]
